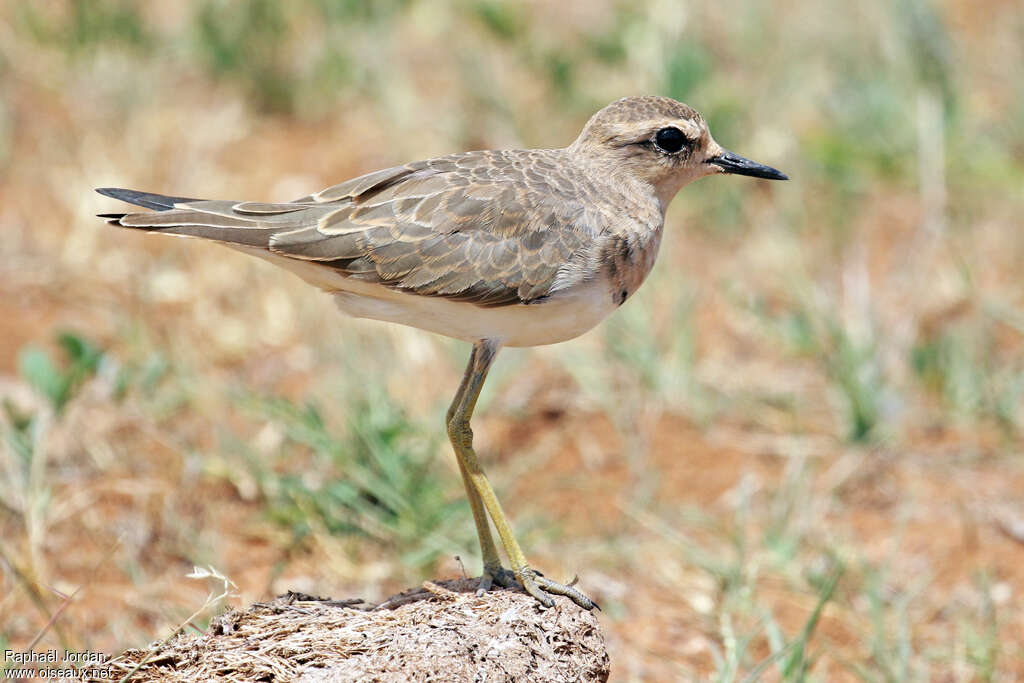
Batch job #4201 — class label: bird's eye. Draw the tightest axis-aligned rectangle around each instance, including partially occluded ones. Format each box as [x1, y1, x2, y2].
[653, 127, 688, 154]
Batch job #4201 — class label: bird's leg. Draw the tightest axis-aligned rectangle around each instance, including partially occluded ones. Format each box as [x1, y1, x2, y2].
[447, 340, 597, 610]
[446, 345, 516, 593]
[453, 455, 518, 593]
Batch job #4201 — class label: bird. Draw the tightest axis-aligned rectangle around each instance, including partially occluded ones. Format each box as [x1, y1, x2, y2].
[97, 95, 787, 610]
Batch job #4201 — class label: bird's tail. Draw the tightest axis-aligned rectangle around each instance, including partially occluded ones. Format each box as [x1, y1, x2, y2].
[95, 187, 310, 248]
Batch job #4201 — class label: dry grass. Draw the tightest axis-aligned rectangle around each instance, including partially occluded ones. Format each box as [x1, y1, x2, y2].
[1, 1, 1023, 680]
[103, 582, 608, 682]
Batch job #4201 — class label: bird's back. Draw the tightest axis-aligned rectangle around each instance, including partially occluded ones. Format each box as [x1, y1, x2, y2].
[100, 146, 666, 345]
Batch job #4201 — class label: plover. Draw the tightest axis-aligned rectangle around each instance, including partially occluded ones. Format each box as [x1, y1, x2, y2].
[98, 95, 787, 609]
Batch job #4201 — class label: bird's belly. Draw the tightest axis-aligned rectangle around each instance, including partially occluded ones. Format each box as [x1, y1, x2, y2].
[331, 279, 616, 347]
[233, 247, 618, 347]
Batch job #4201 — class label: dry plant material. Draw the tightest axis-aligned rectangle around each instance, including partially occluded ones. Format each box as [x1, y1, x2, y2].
[101, 579, 609, 683]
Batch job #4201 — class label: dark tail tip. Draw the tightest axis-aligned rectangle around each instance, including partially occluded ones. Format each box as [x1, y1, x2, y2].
[97, 212, 127, 225]
[96, 187, 199, 211]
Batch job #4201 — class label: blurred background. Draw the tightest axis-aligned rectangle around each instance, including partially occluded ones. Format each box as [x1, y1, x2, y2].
[1, 0, 1022, 679]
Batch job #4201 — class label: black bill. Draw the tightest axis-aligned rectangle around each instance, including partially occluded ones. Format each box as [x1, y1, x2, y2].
[709, 150, 788, 180]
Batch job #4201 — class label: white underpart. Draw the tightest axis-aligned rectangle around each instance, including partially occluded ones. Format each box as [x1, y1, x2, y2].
[234, 247, 617, 348]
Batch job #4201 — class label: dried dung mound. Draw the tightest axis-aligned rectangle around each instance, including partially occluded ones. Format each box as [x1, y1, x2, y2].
[104, 578, 609, 682]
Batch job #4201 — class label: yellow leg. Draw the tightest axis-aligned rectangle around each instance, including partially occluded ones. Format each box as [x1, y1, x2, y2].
[446, 340, 596, 610]
[446, 346, 514, 593]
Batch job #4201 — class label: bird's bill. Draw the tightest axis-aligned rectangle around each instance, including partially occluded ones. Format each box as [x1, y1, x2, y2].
[708, 150, 788, 180]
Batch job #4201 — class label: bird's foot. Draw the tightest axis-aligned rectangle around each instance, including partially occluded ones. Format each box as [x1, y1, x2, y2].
[476, 565, 597, 610]
[518, 567, 599, 611]
[476, 564, 519, 595]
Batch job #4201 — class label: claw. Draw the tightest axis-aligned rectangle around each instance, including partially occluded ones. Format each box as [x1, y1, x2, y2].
[477, 565, 517, 596]
[475, 565, 596, 610]
[533, 574, 598, 610]
[517, 567, 597, 610]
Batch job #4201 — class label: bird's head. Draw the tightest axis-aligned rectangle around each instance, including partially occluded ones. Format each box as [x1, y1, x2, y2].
[569, 95, 787, 211]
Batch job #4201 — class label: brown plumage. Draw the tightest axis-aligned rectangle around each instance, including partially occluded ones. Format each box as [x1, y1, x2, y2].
[97, 96, 786, 609]
[101, 150, 617, 308]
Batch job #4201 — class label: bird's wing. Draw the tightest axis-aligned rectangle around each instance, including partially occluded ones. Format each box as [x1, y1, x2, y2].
[99, 151, 600, 306]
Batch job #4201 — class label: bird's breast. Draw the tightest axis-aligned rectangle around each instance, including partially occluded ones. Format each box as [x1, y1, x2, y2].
[598, 224, 664, 307]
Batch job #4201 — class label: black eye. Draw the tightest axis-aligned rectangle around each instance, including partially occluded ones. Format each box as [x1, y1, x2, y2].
[654, 127, 688, 153]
